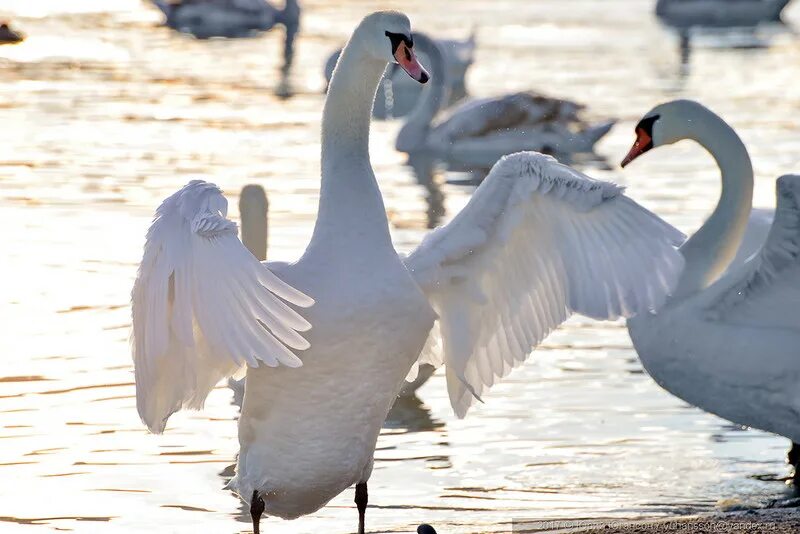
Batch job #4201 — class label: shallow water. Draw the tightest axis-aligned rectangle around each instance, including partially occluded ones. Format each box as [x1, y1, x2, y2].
[2, 1, 800, 533]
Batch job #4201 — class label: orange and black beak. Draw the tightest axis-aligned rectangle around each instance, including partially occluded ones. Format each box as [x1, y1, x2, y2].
[386, 31, 429, 84]
[621, 114, 659, 168]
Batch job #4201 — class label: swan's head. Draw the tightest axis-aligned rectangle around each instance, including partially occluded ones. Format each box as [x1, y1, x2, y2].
[358, 11, 429, 83]
[621, 99, 710, 167]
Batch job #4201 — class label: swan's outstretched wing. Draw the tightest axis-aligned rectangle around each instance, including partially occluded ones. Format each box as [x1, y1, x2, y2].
[405, 152, 685, 417]
[132, 180, 313, 433]
[708, 175, 800, 329]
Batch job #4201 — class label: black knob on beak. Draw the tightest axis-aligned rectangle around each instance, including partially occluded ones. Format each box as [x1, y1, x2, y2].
[417, 525, 437, 534]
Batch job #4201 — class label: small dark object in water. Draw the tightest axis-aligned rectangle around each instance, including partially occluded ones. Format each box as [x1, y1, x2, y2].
[418, 525, 437, 534]
[0, 22, 24, 44]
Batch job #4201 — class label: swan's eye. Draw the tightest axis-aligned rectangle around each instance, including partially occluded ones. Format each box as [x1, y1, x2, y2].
[385, 30, 413, 55]
[635, 114, 661, 137]
[621, 116, 659, 167]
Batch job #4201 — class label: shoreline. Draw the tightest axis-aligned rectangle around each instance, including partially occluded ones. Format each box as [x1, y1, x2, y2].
[519, 508, 800, 533]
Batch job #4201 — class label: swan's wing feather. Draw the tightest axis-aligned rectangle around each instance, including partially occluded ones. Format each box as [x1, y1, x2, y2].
[708, 175, 800, 329]
[405, 152, 685, 416]
[434, 92, 584, 143]
[131, 180, 313, 433]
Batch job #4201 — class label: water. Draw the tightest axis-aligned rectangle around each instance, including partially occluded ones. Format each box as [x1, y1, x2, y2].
[2, 1, 800, 532]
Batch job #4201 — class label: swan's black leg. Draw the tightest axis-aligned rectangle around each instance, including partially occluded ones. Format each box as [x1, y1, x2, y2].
[789, 442, 800, 483]
[355, 481, 368, 534]
[251, 490, 265, 534]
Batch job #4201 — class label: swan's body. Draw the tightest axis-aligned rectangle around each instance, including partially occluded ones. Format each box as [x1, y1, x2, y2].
[132, 12, 686, 530]
[151, 0, 299, 39]
[656, 0, 792, 28]
[237, 259, 434, 518]
[323, 31, 475, 119]
[624, 100, 800, 446]
[234, 183, 432, 403]
[396, 34, 614, 173]
[732, 207, 773, 266]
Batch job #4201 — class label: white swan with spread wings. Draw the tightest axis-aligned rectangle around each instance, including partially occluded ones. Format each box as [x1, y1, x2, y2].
[132, 11, 684, 533]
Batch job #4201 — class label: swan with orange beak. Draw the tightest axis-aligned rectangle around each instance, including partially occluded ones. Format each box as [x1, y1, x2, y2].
[385, 30, 430, 83]
[621, 114, 659, 167]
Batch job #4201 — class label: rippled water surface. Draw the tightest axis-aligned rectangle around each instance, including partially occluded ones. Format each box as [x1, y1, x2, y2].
[3, 1, 800, 532]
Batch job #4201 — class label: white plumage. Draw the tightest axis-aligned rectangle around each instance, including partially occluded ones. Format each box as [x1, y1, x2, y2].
[132, 11, 685, 530]
[624, 100, 800, 448]
[406, 152, 684, 416]
[131, 180, 312, 433]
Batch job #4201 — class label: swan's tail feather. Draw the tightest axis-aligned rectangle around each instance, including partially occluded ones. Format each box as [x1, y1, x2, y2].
[150, 0, 171, 16]
[578, 119, 616, 151]
[768, 0, 792, 21]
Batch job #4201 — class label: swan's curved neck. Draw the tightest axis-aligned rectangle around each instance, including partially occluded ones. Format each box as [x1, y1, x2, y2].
[673, 110, 753, 300]
[397, 35, 447, 147]
[310, 29, 393, 252]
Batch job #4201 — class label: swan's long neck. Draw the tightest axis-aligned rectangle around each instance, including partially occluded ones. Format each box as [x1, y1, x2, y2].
[673, 110, 753, 300]
[396, 35, 447, 151]
[310, 29, 393, 252]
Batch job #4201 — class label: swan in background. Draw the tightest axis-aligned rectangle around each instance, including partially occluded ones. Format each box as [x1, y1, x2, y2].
[150, 0, 300, 95]
[656, 0, 792, 28]
[151, 0, 300, 38]
[622, 99, 800, 479]
[396, 32, 615, 176]
[132, 11, 685, 533]
[0, 22, 24, 44]
[239, 184, 268, 263]
[323, 30, 475, 119]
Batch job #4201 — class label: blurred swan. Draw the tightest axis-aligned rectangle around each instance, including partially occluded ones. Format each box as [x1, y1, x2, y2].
[0, 22, 24, 44]
[151, 0, 300, 38]
[323, 30, 475, 119]
[622, 100, 800, 477]
[132, 12, 684, 533]
[656, 0, 792, 28]
[396, 33, 615, 175]
[150, 0, 300, 95]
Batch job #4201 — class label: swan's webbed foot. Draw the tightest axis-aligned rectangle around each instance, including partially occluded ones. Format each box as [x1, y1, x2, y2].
[355, 481, 368, 534]
[250, 490, 265, 534]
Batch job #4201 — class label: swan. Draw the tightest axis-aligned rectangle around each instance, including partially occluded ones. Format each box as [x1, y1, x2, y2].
[150, 0, 300, 61]
[0, 22, 24, 44]
[656, 0, 792, 28]
[323, 30, 475, 119]
[622, 99, 800, 478]
[239, 184, 269, 263]
[132, 11, 686, 532]
[395, 33, 615, 175]
[150, 0, 299, 94]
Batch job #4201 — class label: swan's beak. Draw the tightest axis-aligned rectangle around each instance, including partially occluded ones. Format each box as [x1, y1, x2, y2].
[395, 41, 429, 84]
[621, 128, 653, 168]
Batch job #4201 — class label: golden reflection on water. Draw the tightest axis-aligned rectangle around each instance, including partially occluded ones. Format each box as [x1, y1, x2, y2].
[2, 1, 800, 532]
